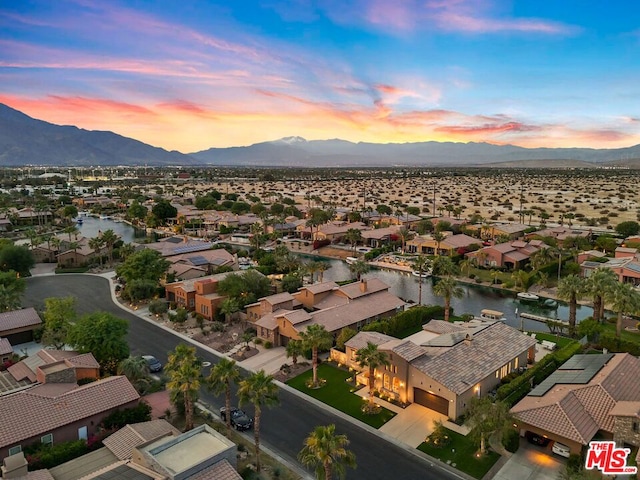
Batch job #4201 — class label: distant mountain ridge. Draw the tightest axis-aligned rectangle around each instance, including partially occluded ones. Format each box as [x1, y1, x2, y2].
[1, 102, 639, 167]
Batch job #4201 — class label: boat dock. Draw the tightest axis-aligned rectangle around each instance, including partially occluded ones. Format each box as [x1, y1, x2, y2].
[520, 312, 568, 326]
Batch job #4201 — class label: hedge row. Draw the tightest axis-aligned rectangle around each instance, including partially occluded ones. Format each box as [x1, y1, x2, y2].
[497, 340, 582, 407]
[26, 440, 88, 470]
[362, 305, 446, 337]
[599, 332, 640, 356]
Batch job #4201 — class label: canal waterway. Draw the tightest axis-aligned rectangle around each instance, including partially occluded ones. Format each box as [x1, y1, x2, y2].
[80, 217, 591, 334]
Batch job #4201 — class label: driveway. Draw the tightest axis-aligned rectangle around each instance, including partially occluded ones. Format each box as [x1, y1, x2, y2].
[379, 403, 448, 448]
[493, 440, 565, 480]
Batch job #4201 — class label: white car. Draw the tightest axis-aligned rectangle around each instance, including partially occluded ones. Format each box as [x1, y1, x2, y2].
[552, 442, 571, 458]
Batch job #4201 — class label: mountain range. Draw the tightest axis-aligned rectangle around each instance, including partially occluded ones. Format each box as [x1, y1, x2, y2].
[1, 102, 639, 168]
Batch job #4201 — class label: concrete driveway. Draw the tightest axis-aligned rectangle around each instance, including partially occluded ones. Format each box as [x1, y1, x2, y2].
[379, 403, 448, 448]
[493, 440, 565, 480]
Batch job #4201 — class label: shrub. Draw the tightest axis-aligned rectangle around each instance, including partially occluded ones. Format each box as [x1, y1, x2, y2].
[101, 401, 152, 430]
[502, 428, 520, 453]
[148, 299, 168, 316]
[26, 440, 88, 470]
[475, 277, 482, 283]
[210, 321, 225, 332]
[264, 341, 273, 349]
[254, 338, 263, 345]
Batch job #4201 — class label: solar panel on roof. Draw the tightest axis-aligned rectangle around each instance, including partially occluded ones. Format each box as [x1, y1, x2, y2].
[172, 243, 212, 254]
[165, 237, 183, 243]
[528, 354, 613, 397]
[187, 255, 209, 266]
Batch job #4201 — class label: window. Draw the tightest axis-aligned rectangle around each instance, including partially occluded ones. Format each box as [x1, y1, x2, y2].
[393, 377, 400, 393]
[41, 433, 53, 446]
[514, 357, 519, 369]
[78, 426, 88, 440]
[8, 445, 21, 456]
[633, 421, 639, 433]
[383, 374, 390, 390]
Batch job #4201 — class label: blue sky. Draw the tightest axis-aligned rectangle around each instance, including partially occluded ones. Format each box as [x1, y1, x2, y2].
[1, 0, 639, 152]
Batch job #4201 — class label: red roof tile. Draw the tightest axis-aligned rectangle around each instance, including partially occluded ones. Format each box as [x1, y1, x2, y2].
[0, 308, 42, 332]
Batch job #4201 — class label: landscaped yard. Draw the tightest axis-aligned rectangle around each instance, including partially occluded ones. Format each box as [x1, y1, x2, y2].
[418, 428, 500, 479]
[528, 331, 575, 349]
[286, 363, 396, 428]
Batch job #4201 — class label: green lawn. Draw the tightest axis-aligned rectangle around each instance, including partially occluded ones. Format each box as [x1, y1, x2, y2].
[467, 267, 511, 284]
[286, 364, 396, 428]
[528, 331, 575, 349]
[418, 429, 500, 479]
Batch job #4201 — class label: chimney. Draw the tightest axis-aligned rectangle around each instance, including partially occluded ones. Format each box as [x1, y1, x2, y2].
[360, 279, 367, 292]
[464, 333, 473, 345]
[2, 452, 28, 479]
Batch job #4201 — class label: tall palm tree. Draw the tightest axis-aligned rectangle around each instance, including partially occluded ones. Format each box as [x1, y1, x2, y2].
[299, 324, 333, 388]
[316, 262, 329, 283]
[607, 282, 640, 339]
[586, 268, 618, 322]
[206, 358, 241, 435]
[165, 344, 201, 431]
[557, 275, 586, 337]
[344, 228, 362, 254]
[431, 230, 446, 256]
[250, 222, 264, 250]
[238, 370, 279, 474]
[298, 424, 357, 480]
[100, 229, 119, 267]
[397, 227, 413, 254]
[412, 255, 431, 305]
[219, 297, 240, 324]
[433, 276, 464, 322]
[305, 261, 321, 284]
[431, 256, 457, 277]
[511, 270, 529, 291]
[286, 339, 305, 367]
[64, 225, 79, 242]
[88, 236, 105, 266]
[355, 342, 390, 413]
[349, 260, 370, 281]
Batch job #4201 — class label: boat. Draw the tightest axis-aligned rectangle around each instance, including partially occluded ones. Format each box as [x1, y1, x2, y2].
[75, 218, 83, 224]
[412, 270, 431, 278]
[479, 309, 507, 321]
[346, 256, 358, 265]
[517, 292, 540, 301]
[99, 214, 111, 220]
[541, 298, 558, 308]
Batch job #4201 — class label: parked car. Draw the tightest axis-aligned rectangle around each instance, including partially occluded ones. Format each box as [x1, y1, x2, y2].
[552, 441, 571, 458]
[142, 355, 163, 373]
[220, 407, 253, 431]
[525, 431, 550, 447]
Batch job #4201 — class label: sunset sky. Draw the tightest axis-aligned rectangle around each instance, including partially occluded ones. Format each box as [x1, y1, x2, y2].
[1, 1, 639, 152]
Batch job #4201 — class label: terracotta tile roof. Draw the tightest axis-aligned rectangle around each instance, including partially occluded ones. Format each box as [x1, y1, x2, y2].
[299, 281, 338, 295]
[12, 470, 55, 480]
[345, 332, 396, 350]
[0, 376, 139, 448]
[103, 420, 180, 460]
[8, 350, 99, 383]
[0, 337, 12, 355]
[608, 401, 640, 417]
[0, 308, 42, 332]
[423, 320, 466, 335]
[282, 310, 312, 325]
[254, 311, 280, 330]
[338, 278, 389, 299]
[511, 354, 640, 445]
[65, 353, 101, 369]
[261, 292, 295, 305]
[411, 322, 536, 394]
[188, 459, 242, 480]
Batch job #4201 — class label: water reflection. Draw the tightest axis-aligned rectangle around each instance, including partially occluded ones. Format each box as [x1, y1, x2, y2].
[309, 256, 593, 332]
[75, 216, 145, 244]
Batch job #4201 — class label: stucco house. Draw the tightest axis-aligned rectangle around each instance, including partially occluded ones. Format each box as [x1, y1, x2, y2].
[341, 319, 536, 419]
[511, 353, 640, 460]
[253, 279, 405, 346]
[0, 308, 42, 346]
[165, 271, 238, 321]
[466, 239, 547, 269]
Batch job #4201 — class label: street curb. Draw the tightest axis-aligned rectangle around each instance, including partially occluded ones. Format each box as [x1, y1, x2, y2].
[72, 272, 479, 480]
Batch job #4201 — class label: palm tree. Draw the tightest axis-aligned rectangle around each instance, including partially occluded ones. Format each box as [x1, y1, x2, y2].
[607, 282, 640, 339]
[316, 262, 329, 283]
[165, 344, 201, 431]
[219, 297, 240, 324]
[64, 225, 78, 242]
[432, 231, 445, 256]
[298, 424, 356, 480]
[238, 370, 279, 474]
[344, 228, 362, 254]
[349, 260, 370, 280]
[511, 270, 529, 291]
[206, 358, 241, 435]
[119, 242, 135, 260]
[412, 255, 431, 305]
[433, 276, 464, 322]
[88, 236, 105, 266]
[305, 261, 321, 283]
[459, 259, 472, 278]
[490, 270, 501, 286]
[397, 227, 413, 254]
[250, 222, 264, 250]
[466, 397, 513, 455]
[585, 268, 618, 323]
[299, 324, 333, 388]
[286, 339, 305, 367]
[557, 275, 586, 336]
[100, 229, 119, 267]
[118, 356, 150, 392]
[355, 342, 390, 413]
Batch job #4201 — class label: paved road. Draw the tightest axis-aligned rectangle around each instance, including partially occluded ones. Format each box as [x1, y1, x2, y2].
[24, 275, 465, 480]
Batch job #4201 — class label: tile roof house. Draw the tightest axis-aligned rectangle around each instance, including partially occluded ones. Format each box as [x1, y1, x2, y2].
[466, 240, 548, 269]
[341, 320, 536, 419]
[165, 271, 240, 321]
[254, 278, 405, 347]
[511, 353, 640, 458]
[407, 233, 481, 256]
[580, 256, 640, 286]
[0, 308, 42, 346]
[0, 376, 140, 462]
